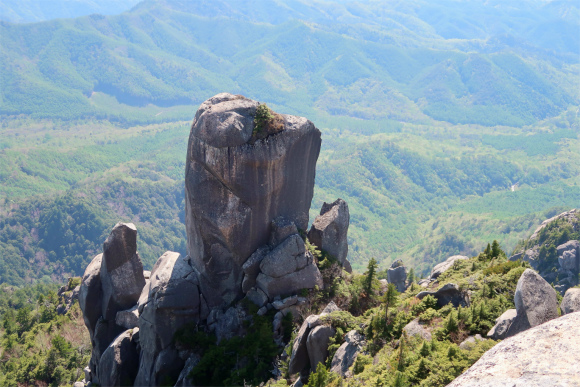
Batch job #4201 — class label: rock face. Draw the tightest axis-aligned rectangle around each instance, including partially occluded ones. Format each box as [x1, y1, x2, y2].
[330, 330, 365, 377]
[505, 269, 558, 337]
[416, 283, 468, 308]
[429, 255, 468, 280]
[307, 199, 352, 272]
[78, 223, 146, 385]
[184, 93, 321, 308]
[387, 260, 407, 293]
[560, 287, 580, 315]
[446, 312, 580, 387]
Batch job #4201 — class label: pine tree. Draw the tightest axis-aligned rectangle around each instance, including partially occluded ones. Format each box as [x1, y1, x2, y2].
[384, 283, 399, 323]
[491, 240, 501, 259]
[363, 257, 378, 296]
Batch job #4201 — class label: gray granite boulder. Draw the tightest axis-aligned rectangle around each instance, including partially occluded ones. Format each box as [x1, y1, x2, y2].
[175, 354, 201, 387]
[429, 255, 468, 280]
[459, 334, 484, 350]
[185, 93, 321, 308]
[100, 223, 146, 321]
[307, 199, 352, 272]
[387, 260, 407, 293]
[487, 309, 517, 340]
[288, 303, 341, 378]
[135, 251, 200, 387]
[505, 269, 558, 338]
[416, 283, 468, 308]
[115, 305, 139, 330]
[241, 246, 270, 293]
[97, 329, 139, 387]
[306, 325, 336, 370]
[402, 318, 432, 341]
[330, 330, 365, 377]
[446, 312, 580, 387]
[561, 287, 580, 315]
[255, 237, 323, 300]
[557, 240, 579, 273]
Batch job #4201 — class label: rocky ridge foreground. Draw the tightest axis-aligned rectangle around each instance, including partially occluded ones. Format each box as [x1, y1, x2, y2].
[78, 94, 354, 386]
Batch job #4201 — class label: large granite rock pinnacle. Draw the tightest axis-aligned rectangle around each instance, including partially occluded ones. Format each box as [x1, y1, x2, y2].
[308, 198, 352, 272]
[185, 93, 321, 307]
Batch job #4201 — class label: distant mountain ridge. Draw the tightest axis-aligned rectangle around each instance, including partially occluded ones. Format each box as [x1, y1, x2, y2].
[0, 0, 578, 126]
[0, 0, 142, 23]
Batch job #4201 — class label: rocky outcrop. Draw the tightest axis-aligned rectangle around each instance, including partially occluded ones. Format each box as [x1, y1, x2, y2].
[529, 209, 577, 241]
[330, 330, 365, 377]
[505, 269, 558, 337]
[429, 255, 468, 281]
[306, 325, 336, 370]
[447, 312, 580, 387]
[561, 287, 580, 315]
[486, 309, 517, 340]
[184, 93, 321, 308]
[416, 283, 468, 308]
[56, 279, 80, 315]
[308, 199, 352, 272]
[387, 259, 407, 293]
[79, 223, 147, 385]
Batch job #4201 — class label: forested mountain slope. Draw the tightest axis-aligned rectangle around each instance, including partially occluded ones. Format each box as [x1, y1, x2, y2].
[1, 0, 578, 126]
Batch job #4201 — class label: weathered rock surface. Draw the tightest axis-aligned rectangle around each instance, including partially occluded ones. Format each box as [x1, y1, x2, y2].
[185, 93, 321, 308]
[487, 309, 517, 340]
[289, 303, 341, 379]
[505, 269, 558, 338]
[557, 240, 579, 272]
[330, 330, 365, 378]
[446, 312, 580, 387]
[308, 199, 352, 272]
[416, 283, 468, 308]
[135, 251, 199, 386]
[115, 305, 139, 330]
[561, 287, 580, 315]
[97, 329, 139, 387]
[529, 209, 577, 241]
[175, 354, 201, 387]
[79, 254, 104, 337]
[402, 318, 432, 341]
[429, 255, 468, 280]
[255, 236, 323, 299]
[306, 325, 336, 370]
[100, 223, 146, 321]
[387, 259, 407, 293]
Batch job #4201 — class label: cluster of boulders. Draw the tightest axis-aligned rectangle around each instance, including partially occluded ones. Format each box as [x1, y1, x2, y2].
[78, 94, 356, 387]
[288, 302, 365, 386]
[487, 269, 559, 340]
[56, 278, 80, 315]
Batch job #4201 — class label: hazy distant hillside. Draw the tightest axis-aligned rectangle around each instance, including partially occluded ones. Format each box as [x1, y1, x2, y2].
[1, 0, 578, 126]
[0, 0, 142, 23]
